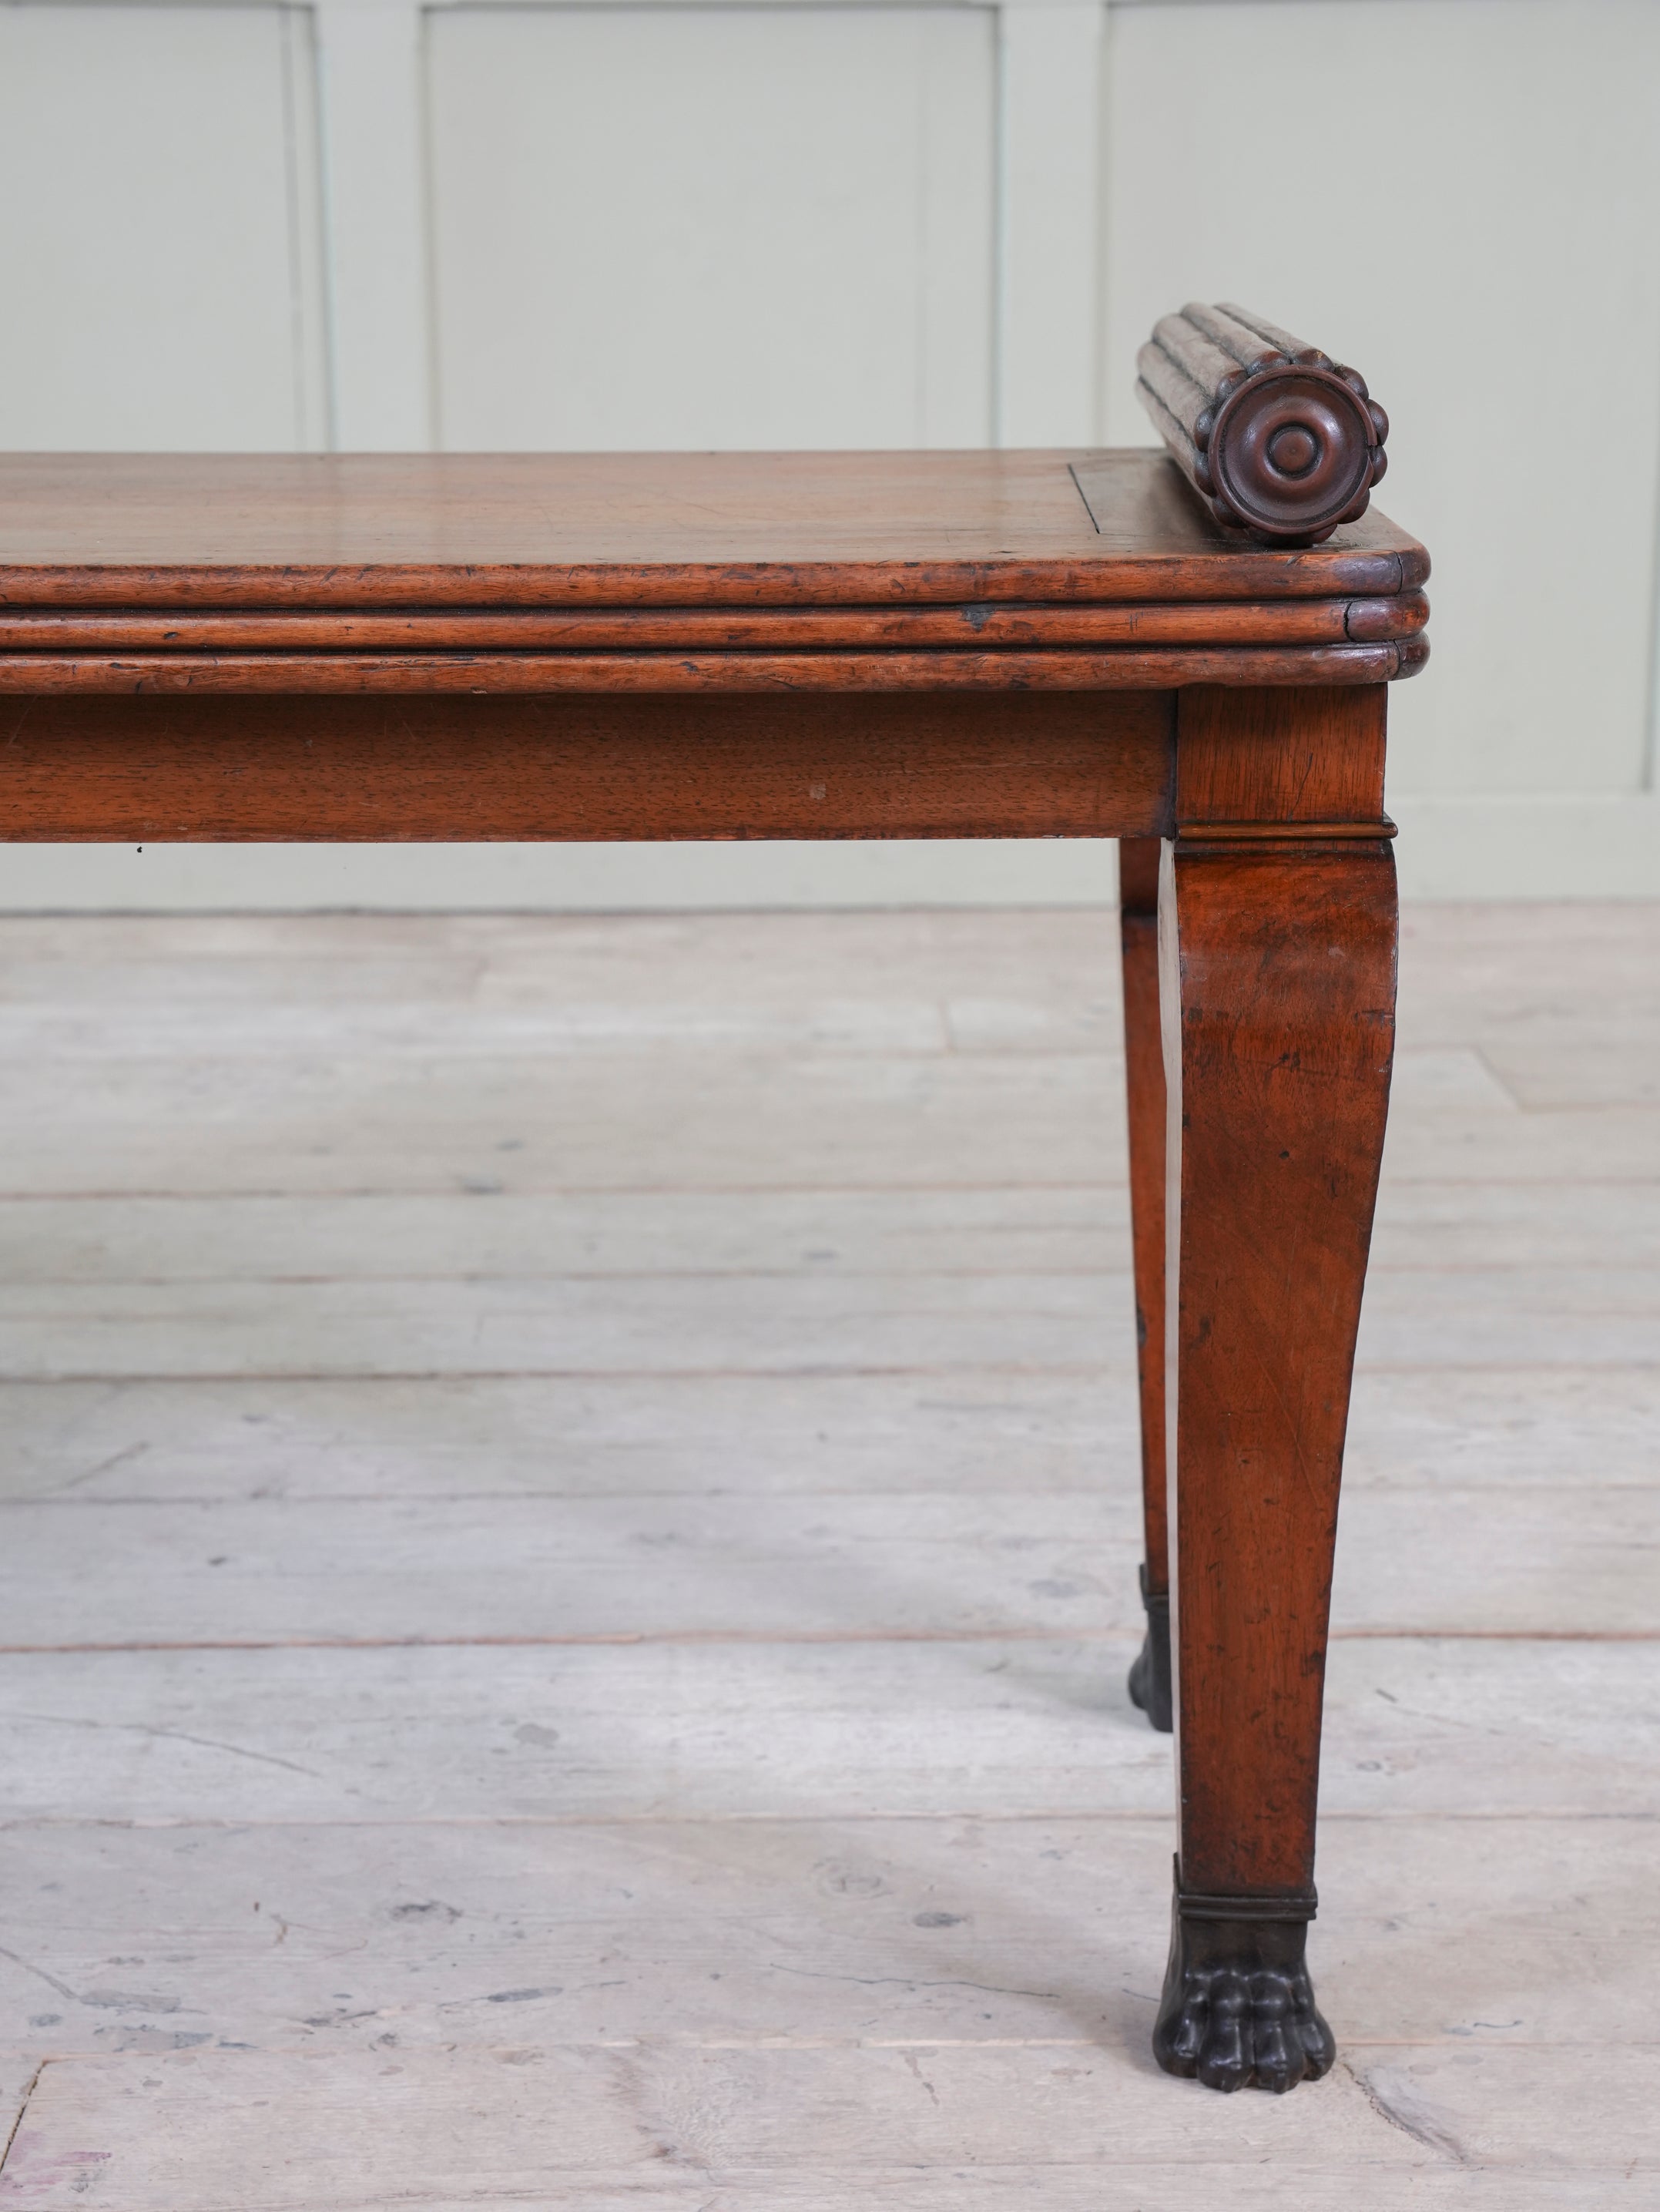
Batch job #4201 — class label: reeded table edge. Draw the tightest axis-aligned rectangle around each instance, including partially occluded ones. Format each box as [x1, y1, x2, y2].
[0, 592, 1430, 654]
[0, 549, 1430, 615]
[0, 640, 1430, 695]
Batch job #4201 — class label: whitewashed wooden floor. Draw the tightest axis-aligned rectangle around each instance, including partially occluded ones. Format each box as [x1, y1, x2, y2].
[0, 900, 1655, 2208]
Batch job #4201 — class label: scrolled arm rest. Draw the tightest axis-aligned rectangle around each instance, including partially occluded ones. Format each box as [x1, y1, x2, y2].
[1137, 302, 1389, 545]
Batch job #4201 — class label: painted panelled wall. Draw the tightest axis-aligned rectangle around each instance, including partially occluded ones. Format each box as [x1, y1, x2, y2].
[1, 0, 1656, 907]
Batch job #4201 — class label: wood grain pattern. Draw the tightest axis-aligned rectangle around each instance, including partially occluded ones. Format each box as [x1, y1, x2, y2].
[0, 643, 1421, 696]
[0, 451, 1430, 613]
[1139, 683, 1400, 2084]
[1161, 817, 1397, 1897]
[1175, 683, 1389, 831]
[1067, 456, 1426, 596]
[0, 692, 1175, 842]
[0, 591, 1430, 653]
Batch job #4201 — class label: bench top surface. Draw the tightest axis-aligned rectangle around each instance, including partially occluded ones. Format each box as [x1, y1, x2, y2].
[0, 450, 1427, 609]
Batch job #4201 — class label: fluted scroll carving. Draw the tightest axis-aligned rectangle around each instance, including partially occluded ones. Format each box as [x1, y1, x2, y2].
[1138, 303, 1389, 546]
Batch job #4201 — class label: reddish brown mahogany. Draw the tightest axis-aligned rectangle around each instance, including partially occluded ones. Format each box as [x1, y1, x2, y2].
[0, 693, 1175, 844]
[0, 439, 1426, 2096]
[1118, 837, 1169, 1724]
[0, 594, 1427, 654]
[0, 449, 1430, 615]
[1137, 304, 1390, 546]
[1162, 846, 1395, 1891]
[0, 642, 1422, 696]
[1136, 683, 1399, 2093]
[1165, 686, 1395, 1899]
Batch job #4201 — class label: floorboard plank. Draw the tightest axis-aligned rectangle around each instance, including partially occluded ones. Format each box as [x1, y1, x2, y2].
[2, 1267, 1657, 1379]
[4, 2042, 1652, 2210]
[1, 1367, 1654, 1502]
[0, 1814, 1647, 2056]
[0, 1054, 1129, 1197]
[11, 1181, 1660, 1284]
[0, 1373, 1128, 1502]
[0, 1638, 1653, 1824]
[0, 1190, 1131, 1285]
[0, 2043, 1435, 2210]
[0, 1483, 1651, 1642]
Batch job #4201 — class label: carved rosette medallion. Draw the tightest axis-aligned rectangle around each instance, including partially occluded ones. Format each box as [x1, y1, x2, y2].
[1137, 301, 1390, 545]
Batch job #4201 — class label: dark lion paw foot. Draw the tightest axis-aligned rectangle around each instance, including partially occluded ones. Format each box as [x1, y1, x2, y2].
[1127, 1568, 1172, 1733]
[1154, 1955, 1334, 2092]
[1152, 1886, 1336, 2093]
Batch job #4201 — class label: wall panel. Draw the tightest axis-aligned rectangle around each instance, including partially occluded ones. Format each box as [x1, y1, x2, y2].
[1102, 0, 1660, 812]
[427, 5, 995, 450]
[0, 4, 325, 451]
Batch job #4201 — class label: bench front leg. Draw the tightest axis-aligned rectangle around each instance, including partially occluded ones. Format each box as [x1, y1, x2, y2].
[1152, 686, 1397, 2092]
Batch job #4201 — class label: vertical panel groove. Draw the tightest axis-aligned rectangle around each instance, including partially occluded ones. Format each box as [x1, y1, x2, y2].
[280, 6, 332, 451]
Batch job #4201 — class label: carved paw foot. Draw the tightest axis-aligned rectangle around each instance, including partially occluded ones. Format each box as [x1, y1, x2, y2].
[1126, 1566, 1172, 1732]
[1152, 1890, 1335, 2093]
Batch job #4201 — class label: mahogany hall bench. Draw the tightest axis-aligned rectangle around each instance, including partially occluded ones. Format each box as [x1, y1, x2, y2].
[0, 304, 1428, 2094]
